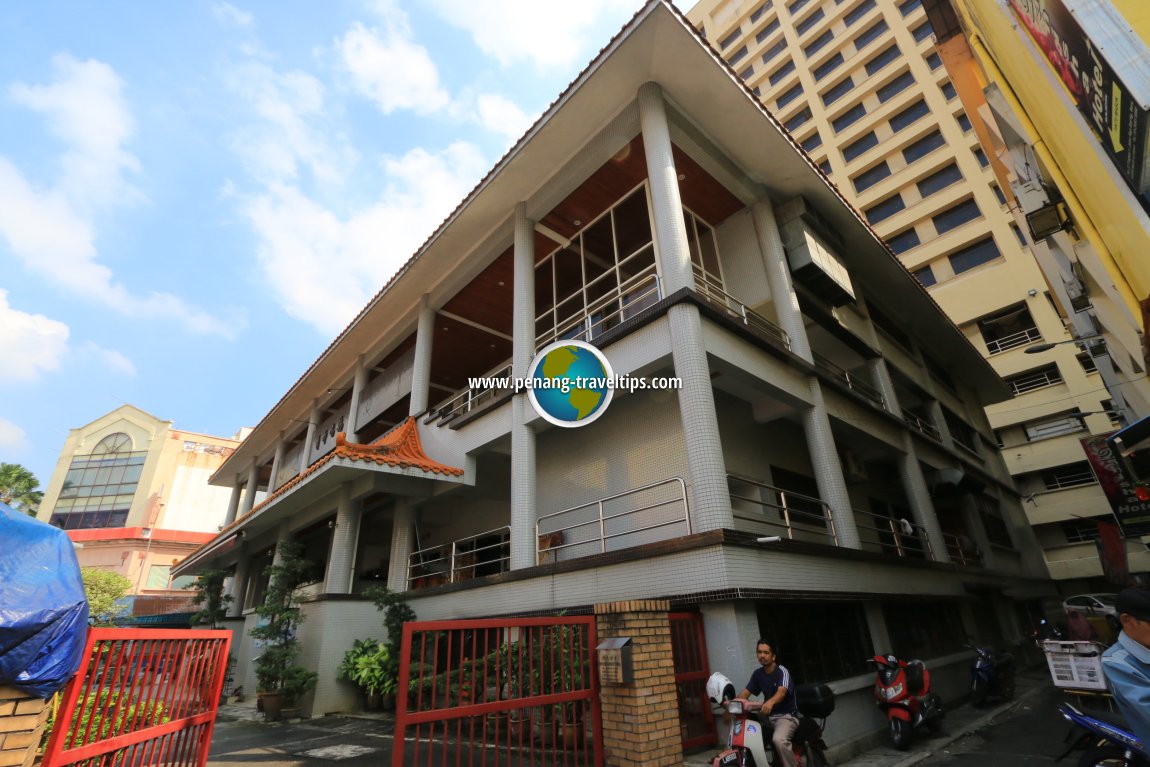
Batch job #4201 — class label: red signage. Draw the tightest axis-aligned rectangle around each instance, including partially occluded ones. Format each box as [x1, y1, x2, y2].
[1081, 432, 1150, 537]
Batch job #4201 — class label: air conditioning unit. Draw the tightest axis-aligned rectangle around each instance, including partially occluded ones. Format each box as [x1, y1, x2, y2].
[842, 451, 869, 483]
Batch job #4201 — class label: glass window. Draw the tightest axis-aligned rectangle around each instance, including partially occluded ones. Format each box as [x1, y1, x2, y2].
[927, 51, 942, 69]
[770, 60, 797, 85]
[932, 198, 981, 233]
[1062, 519, 1101, 543]
[912, 265, 936, 286]
[757, 18, 782, 43]
[949, 237, 1001, 274]
[884, 602, 965, 659]
[957, 113, 973, 132]
[796, 8, 825, 35]
[146, 565, 172, 590]
[804, 30, 834, 56]
[819, 159, 833, 175]
[719, 28, 743, 49]
[777, 83, 804, 109]
[887, 228, 921, 254]
[801, 132, 824, 151]
[757, 601, 871, 682]
[729, 45, 749, 65]
[917, 164, 962, 197]
[974, 147, 989, 166]
[812, 52, 844, 81]
[843, 131, 879, 161]
[877, 71, 915, 103]
[941, 81, 957, 100]
[913, 20, 934, 42]
[866, 44, 900, 75]
[865, 194, 906, 224]
[899, 0, 923, 15]
[787, 0, 812, 13]
[741, 65, 755, 79]
[832, 103, 867, 132]
[993, 184, 1007, 205]
[785, 107, 813, 131]
[822, 78, 855, 106]
[845, 0, 876, 26]
[853, 161, 892, 193]
[50, 434, 147, 530]
[751, 2, 773, 23]
[764, 39, 788, 62]
[902, 129, 945, 163]
[854, 19, 889, 49]
[890, 99, 929, 132]
[1011, 222, 1027, 245]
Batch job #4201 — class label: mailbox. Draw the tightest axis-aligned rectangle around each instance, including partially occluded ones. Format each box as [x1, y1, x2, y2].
[597, 637, 633, 684]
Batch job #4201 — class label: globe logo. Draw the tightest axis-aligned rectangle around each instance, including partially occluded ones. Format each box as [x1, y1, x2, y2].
[527, 340, 614, 428]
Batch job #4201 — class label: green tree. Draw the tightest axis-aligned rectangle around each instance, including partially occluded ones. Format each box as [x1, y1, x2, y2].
[0, 463, 43, 516]
[81, 568, 133, 626]
[190, 569, 233, 629]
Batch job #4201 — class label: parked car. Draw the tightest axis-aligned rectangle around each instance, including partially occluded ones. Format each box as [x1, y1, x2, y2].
[1062, 594, 1120, 625]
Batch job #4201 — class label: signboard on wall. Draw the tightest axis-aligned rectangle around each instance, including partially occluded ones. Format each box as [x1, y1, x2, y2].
[1008, 0, 1150, 206]
[1081, 432, 1150, 538]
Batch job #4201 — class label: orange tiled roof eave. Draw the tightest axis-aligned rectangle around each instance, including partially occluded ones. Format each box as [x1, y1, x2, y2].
[334, 417, 464, 476]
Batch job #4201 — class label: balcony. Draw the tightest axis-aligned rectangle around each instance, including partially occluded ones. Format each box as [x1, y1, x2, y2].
[985, 326, 1041, 355]
[407, 526, 511, 587]
[537, 268, 662, 348]
[942, 533, 981, 567]
[902, 409, 942, 441]
[428, 360, 512, 424]
[692, 269, 791, 350]
[813, 352, 886, 409]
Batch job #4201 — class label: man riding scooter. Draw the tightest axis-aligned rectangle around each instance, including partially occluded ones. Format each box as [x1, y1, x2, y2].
[739, 639, 800, 767]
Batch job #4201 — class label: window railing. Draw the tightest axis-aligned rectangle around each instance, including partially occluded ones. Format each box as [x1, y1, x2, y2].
[902, 409, 941, 440]
[1042, 468, 1097, 491]
[942, 532, 980, 567]
[536, 477, 690, 563]
[852, 507, 936, 560]
[1006, 367, 1063, 395]
[692, 269, 791, 350]
[537, 267, 662, 349]
[728, 476, 837, 545]
[430, 360, 513, 422]
[812, 352, 886, 409]
[407, 526, 511, 587]
[984, 327, 1041, 355]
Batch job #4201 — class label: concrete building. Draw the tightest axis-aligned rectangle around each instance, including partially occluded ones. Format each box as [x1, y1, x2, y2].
[37, 405, 244, 616]
[176, 1, 1052, 754]
[685, 0, 1150, 592]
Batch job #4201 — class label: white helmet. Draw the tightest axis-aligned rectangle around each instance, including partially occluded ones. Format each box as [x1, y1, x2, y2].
[707, 671, 737, 705]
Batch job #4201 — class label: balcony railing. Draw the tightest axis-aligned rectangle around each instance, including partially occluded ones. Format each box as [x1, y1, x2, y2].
[692, 269, 791, 350]
[536, 477, 690, 563]
[985, 327, 1041, 355]
[942, 532, 981, 567]
[812, 352, 886, 409]
[853, 506, 936, 560]
[902, 409, 942, 441]
[729, 476, 838, 545]
[1006, 367, 1063, 395]
[430, 361, 512, 422]
[536, 267, 662, 349]
[407, 526, 511, 587]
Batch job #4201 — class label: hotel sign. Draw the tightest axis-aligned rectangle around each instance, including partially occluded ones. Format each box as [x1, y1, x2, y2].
[1009, 0, 1150, 202]
[1081, 432, 1150, 538]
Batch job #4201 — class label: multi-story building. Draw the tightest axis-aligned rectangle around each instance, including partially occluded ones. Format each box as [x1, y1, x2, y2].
[175, 0, 1052, 751]
[686, 0, 1150, 591]
[37, 405, 243, 618]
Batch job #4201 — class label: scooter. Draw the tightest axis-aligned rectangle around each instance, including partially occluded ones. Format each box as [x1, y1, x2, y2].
[1056, 701, 1149, 766]
[867, 654, 943, 749]
[963, 643, 1015, 707]
[707, 672, 833, 767]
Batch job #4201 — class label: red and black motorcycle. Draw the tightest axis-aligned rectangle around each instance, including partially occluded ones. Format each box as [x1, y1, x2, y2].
[867, 654, 943, 749]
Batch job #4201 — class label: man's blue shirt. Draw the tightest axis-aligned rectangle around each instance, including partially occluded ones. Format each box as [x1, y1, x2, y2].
[745, 664, 797, 716]
[1101, 631, 1150, 749]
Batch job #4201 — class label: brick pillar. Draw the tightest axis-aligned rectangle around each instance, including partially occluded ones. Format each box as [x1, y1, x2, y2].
[0, 687, 50, 767]
[594, 599, 679, 767]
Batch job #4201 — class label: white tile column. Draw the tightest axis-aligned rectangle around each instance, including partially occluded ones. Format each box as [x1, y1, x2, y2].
[267, 435, 285, 496]
[302, 401, 320, 472]
[511, 202, 538, 570]
[323, 487, 362, 594]
[388, 499, 416, 592]
[241, 459, 260, 517]
[224, 480, 242, 527]
[228, 547, 250, 617]
[347, 355, 368, 442]
[409, 295, 436, 416]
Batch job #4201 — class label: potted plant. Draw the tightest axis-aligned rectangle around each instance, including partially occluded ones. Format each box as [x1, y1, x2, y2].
[365, 586, 416, 709]
[190, 569, 233, 629]
[252, 540, 317, 721]
[540, 623, 588, 749]
[338, 638, 391, 711]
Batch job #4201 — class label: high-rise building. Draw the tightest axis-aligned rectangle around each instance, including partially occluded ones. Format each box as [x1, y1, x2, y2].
[686, 0, 1150, 590]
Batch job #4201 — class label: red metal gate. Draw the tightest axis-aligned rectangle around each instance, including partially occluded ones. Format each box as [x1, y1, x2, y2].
[670, 612, 716, 750]
[42, 628, 232, 767]
[392, 616, 602, 767]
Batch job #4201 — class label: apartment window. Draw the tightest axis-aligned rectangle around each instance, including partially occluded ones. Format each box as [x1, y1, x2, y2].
[729, 45, 749, 66]
[912, 20, 934, 42]
[1077, 351, 1098, 374]
[757, 601, 871, 683]
[885, 602, 965, 659]
[912, 265, 936, 286]
[948, 237, 1001, 274]
[801, 132, 824, 151]
[942, 81, 957, 100]
[890, 99, 930, 132]
[785, 107, 813, 131]
[751, 2, 773, 23]
[777, 83, 804, 109]
[1063, 519, 1101, 543]
[813, 52, 844, 81]
[927, 52, 942, 69]
[770, 60, 797, 85]
[50, 432, 145, 530]
[764, 39, 788, 61]
[957, 113, 973, 132]
[796, 8, 826, 35]
[843, 131, 879, 161]
[978, 303, 1040, 354]
[1010, 222, 1027, 245]
[757, 18, 782, 43]
[902, 129, 945, 163]
[853, 161, 892, 193]
[877, 71, 915, 103]
[854, 19, 889, 50]
[822, 78, 855, 106]
[866, 44, 901, 75]
[741, 65, 755, 79]
[754, 86, 763, 97]
[1005, 363, 1063, 395]
[865, 194, 906, 224]
[942, 408, 976, 450]
[1042, 462, 1097, 491]
[818, 159, 833, 174]
[978, 497, 1014, 549]
[916, 163, 962, 197]
[832, 103, 867, 132]
[899, 0, 923, 15]
[804, 30, 834, 56]
[932, 198, 981, 233]
[845, 0, 876, 26]
[788, 0, 812, 13]
[974, 147, 989, 167]
[719, 28, 743, 50]
[992, 184, 1007, 205]
[887, 228, 921, 254]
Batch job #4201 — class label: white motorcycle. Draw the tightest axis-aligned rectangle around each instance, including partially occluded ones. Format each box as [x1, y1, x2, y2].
[707, 672, 834, 767]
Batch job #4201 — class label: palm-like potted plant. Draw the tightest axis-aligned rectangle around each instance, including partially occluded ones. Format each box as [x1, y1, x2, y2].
[252, 541, 317, 721]
[338, 639, 392, 711]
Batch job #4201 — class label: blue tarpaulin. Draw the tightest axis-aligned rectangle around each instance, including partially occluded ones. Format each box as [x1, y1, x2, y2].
[0, 501, 89, 698]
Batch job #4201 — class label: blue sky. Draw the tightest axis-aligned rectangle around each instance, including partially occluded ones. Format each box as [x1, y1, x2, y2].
[0, 0, 638, 486]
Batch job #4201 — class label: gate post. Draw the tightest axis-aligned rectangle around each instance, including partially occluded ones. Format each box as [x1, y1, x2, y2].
[0, 687, 49, 767]
[593, 600, 679, 767]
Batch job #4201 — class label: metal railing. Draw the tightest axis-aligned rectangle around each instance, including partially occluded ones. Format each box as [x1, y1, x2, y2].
[812, 352, 886, 409]
[536, 267, 662, 348]
[852, 506, 936, 560]
[902, 409, 942, 441]
[985, 327, 1041, 355]
[431, 361, 513, 422]
[942, 533, 980, 567]
[407, 526, 511, 587]
[536, 477, 690, 563]
[692, 269, 791, 350]
[1042, 467, 1097, 490]
[728, 476, 837, 545]
[1006, 367, 1063, 395]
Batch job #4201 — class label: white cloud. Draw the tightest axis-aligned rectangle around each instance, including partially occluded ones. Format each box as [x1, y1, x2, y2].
[80, 342, 137, 377]
[212, 2, 253, 28]
[474, 92, 533, 140]
[0, 418, 27, 452]
[0, 56, 237, 337]
[0, 289, 69, 383]
[422, 0, 636, 69]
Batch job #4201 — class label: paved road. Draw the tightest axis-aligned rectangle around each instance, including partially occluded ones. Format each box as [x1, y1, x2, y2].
[209, 714, 396, 767]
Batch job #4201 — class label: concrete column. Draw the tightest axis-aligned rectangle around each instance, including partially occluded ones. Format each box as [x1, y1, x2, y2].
[594, 599, 679, 767]
[409, 294, 435, 416]
[347, 355, 368, 442]
[638, 82, 693, 294]
[302, 401, 320, 472]
[927, 400, 953, 446]
[323, 487, 362, 594]
[897, 438, 951, 564]
[961, 495, 995, 569]
[866, 357, 897, 414]
[272, 523, 291, 567]
[700, 602, 761, 685]
[511, 203, 538, 571]
[864, 602, 892, 653]
[752, 197, 811, 362]
[224, 480, 242, 527]
[387, 500, 416, 592]
[241, 459, 260, 517]
[803, 382, 861, 549]
[228, 547, 250, 617]
[267, 434, 286, 495]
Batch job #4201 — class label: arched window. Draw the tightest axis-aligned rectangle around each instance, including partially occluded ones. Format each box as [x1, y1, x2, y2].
[93, 433, 132, 454]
